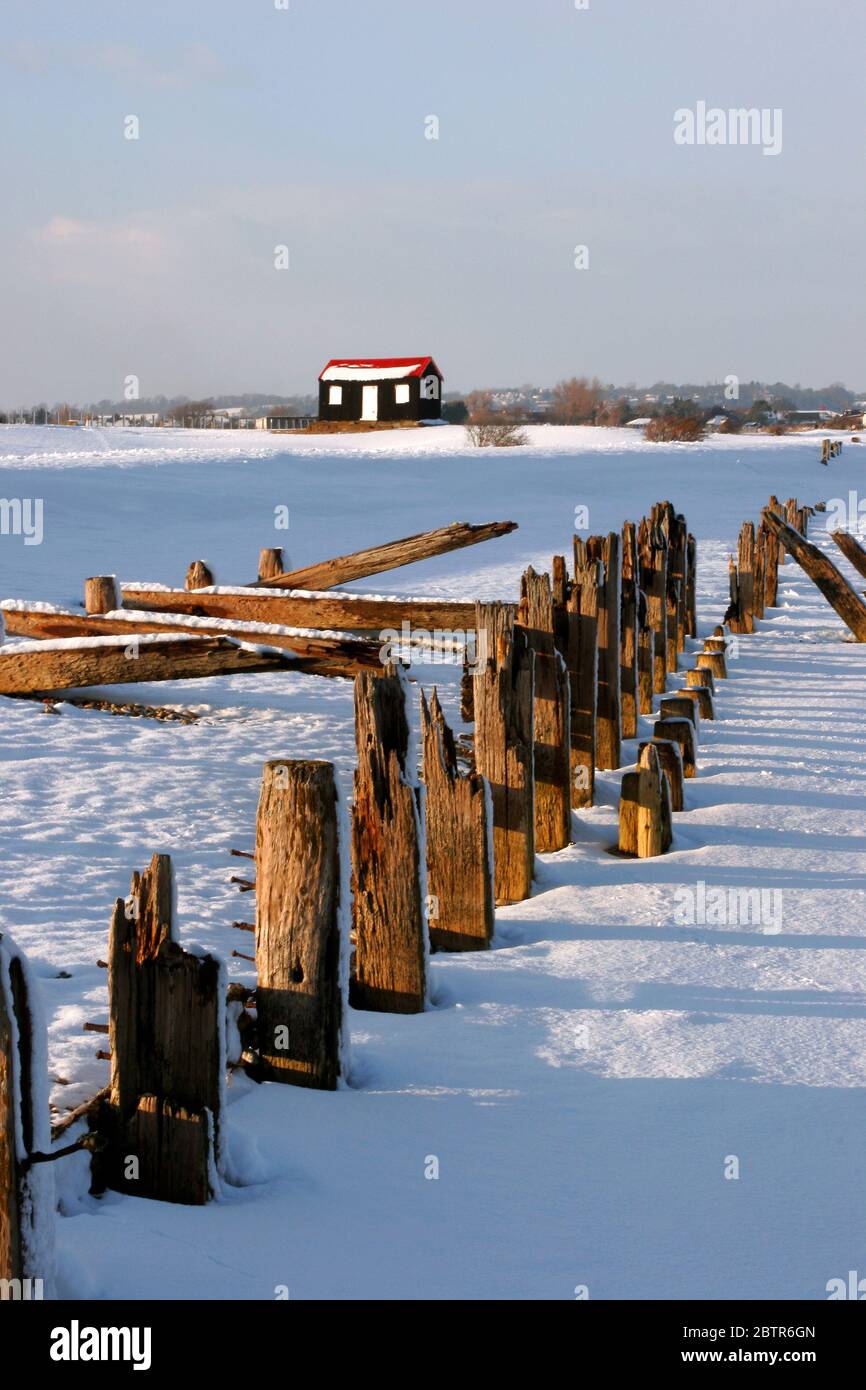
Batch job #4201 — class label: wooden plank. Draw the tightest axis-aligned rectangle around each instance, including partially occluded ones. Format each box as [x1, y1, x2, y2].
[830, 528, 866, 582]
[2, 606, 382, 680]
[255, 760, 342, 1088]
[587, 532, 621, 768]
[473, 604, 535, 905]
[258, 520, 517, 590]
[350, 669, 426, 1012]
[566, 561, 600, 807]
[763, 510, 866, 642]
[0, 634, 292, 696]
[516, 568, 571, 851]
[421, 689, 494, 951]
[639, 517, 668, 694]
[97, 854, 223, 1204]
[120, 585, 479, 633]
[620, 522, 639, 739]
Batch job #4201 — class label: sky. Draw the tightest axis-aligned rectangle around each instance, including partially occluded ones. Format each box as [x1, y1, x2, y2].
[0, 0, 864, 404]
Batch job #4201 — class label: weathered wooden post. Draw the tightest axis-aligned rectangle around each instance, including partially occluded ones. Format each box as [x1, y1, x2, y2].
[753, 525, 766, 621]
[185, 560, 214, 590]
[639, 516, 668, 694]
[685, 534, 698, 637]
[1, 934, 53, 1289]
[98, 854, 224, 1205]
[566, 560, 600, 808]
[516, 568, 571, 851]
[474, 602, 535, 905]
[620, 521, 639, 739]
[421, 689, 494, 951]
[660, 695, 699, 733]
[678, 684, 714, 719]
[84, 575, 118, 615]
[763, 508, 866, 641]
[586, 532, 621, 768]
[697, 649, 727, 681]
[350, 667, 426, 1012]
[737, 522, 755, 633]
[258, 547, 284, 582]
[653, 717, 697, 776]
[256, 759, 343, 1088]
[641, 738, 685, 812]
[764, 497, 780, 607]
[619, 743, 672, 857]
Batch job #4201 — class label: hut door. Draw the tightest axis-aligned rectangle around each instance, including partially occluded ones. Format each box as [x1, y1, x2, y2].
[361, 385, 378, 421]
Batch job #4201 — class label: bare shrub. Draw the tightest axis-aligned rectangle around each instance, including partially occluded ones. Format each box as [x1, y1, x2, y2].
[466, 420, 528, 447]
[644, 413, 705, 443]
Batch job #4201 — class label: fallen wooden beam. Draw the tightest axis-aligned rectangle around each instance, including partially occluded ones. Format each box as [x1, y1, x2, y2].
[2, 603, 382, 679]
[256, 520, 517, 590]
[830, 529, 866, 583]
[762, 510, 866, 642]
[120, 585, 480, 633]
[0, 633, 294, 697]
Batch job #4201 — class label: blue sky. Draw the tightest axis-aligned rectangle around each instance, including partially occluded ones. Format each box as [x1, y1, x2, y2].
[0, 0, 863, 402]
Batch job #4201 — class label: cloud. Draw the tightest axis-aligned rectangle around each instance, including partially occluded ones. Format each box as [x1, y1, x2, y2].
[2, 40, 244, 89]
[29, 215, 170, 283]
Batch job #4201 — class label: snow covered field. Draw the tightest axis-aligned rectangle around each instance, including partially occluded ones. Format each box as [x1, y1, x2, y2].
[2, 422, 865, 1301]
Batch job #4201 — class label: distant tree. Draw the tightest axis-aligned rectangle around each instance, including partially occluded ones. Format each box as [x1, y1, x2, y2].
[550, 377, 604, 424]
[466, 419, 528, 448]
[595, 398, 631, 427]
[169, 399, 213, 423]
[442, 398, 468, 424]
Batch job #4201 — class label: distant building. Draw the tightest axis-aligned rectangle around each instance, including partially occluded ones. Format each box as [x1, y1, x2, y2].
[318, 357, 443, 424]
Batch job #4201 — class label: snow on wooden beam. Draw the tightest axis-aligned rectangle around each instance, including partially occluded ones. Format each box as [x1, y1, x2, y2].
[2, 605, 382, 680]
[119, 584, 480, 632]
[0, 633, 293, 696]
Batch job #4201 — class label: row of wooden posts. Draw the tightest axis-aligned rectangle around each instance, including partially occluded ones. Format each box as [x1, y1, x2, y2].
[8, 492, 845, 1260]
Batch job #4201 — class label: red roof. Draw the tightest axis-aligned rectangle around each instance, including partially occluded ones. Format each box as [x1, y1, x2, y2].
[318, 356, 441, 381]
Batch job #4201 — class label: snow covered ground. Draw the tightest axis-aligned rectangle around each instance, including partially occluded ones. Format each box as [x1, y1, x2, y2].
[1, 422, 865, 1300]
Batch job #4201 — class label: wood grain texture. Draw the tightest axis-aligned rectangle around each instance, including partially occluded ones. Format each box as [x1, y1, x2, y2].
[421, 689, 493, 951]
[620, 522, 639, 739]
[257, 520, 517, 590]
[763, 508, 866, 641]
[566, 560, 600, 808]
[255, 760, 342, 1087]
[473, 604, 535, 905]
[121, 586, 479, 633]
[586, 533, 621, 769]
[350, 669, 426, 1012]
[517, 567, 571, 851]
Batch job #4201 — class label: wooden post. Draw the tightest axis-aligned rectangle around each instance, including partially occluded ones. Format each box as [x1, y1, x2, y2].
[753, 526, 766, 621]
[685, 534, 697, 637]
[653, 717, 697, 776]
[619, 743, 672, 857]
[697, 650, 728, 680]
[185, 560, 214, 590]
[473, 603, 535, 905]
[587, 532, 621, 768]
[421, 689, 494, 951]
[762, 509, 866, 642]
[350, 668, 426, 1012]
[765, 497, 780, 606]
[642, 738, 684, 812]
[98, 854, 223, 1205]
[255, 759, 342, 1088]
[517, 568, 571, 851]
[257, 547, 284, 581]
[639, 517, 668, 694]
[620, 522, 639, 739]
[686, 666, 715, 694]
[737, 522, 755, 633]
[660, 696, 699, 731]
[830, 529, 866, 581]
[84, 575, 118, 615]
[566, 561, 600, 808]
[1, 936, 48, 1285]
[678, 684, 714, 719]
